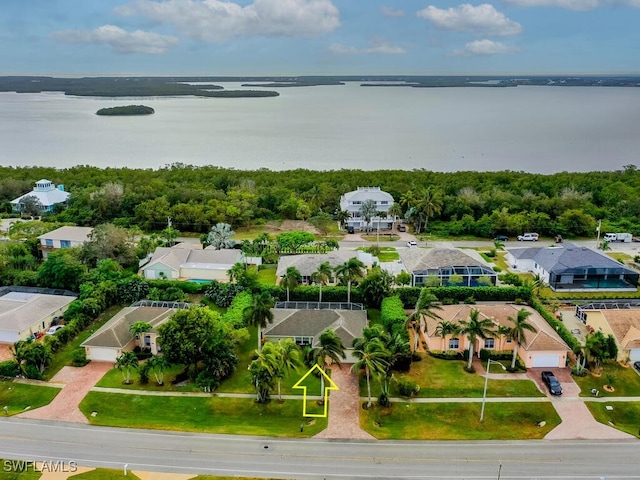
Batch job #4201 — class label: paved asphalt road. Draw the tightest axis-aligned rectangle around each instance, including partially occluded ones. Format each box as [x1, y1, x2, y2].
[1, 418, 639, 479]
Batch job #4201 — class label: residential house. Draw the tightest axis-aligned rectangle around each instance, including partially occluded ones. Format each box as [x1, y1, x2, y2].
[577, 303, 640, 362]
[0, 288, 77, 343]
[11, 179, 70, 213]
[37, 226, 93, 259]
[140, 243, 244, 281]
[264, 303, 367, 363]
[507, 243, 639, 292]
[81, 304, 185, 362]
[276, 250, 373, 286]
[395, 247, 497, 287]
[339, 186, 395, 231]
[422, 304, 570, 368]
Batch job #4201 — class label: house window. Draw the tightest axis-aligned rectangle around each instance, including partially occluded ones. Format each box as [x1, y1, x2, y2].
[449, 338, 459, 350]
[380, 201, 388, 205]
[45, 239, 53, 247]
[485, 338, 495, 350]
[294, 336, 313, 346]
[506, 335, 512, 344]
[60, 240, 71, 248]
[352, 201, 362, 205]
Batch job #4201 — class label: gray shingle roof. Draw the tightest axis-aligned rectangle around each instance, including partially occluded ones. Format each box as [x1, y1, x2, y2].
[81, 306, 175, 349]
[276, 251, 360, 278]
[145, 244, 241, 272]
[508, 243, 636, 273]
[0, 292, 77, 333]
[399, 247, 491, 273]
[265, 308, 367, 347]
[37, 226, 93, 242]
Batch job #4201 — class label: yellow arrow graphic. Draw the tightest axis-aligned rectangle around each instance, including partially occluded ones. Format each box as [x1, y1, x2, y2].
[293, 364, 339, 418]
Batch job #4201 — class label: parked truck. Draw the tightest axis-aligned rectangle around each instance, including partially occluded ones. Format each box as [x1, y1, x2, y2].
[603, 232, 633, 243]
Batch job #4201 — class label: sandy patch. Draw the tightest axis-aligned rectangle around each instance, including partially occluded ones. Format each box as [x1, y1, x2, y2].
[0, 343, 13, 362]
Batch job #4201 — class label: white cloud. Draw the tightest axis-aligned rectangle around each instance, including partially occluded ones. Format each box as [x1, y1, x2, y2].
[417, 3, 522, 36]
[504, 0, 640, 9]
[329, 41, 405, 55]
[454, 39, 518, 55]
[116, 0, 340, 42]
[51, 25, 179, 54]
[381, 6, 405, 17]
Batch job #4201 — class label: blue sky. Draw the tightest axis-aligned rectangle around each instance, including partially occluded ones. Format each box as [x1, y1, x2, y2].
[1, 0, 639, 75]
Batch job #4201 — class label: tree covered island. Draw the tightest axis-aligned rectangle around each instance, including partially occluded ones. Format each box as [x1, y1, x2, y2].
[96, 105, 155, 116]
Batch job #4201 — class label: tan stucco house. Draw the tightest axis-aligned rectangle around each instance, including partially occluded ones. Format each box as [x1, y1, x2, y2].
[579, 305, 640, 362]
[422, 304, 570, 369]
[37, 226, 93, 259]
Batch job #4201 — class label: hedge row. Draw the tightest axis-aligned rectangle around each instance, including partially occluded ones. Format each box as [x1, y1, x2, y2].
[222, 291, 252, 328]
[394, 286, 532, 308]
[380, 296, 406, 331]
[530, 297, 579, 351]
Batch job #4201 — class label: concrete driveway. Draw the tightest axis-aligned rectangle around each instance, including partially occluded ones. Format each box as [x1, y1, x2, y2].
[525, 368, 635, 439]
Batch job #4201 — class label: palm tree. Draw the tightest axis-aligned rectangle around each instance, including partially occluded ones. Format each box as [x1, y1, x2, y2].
[359, 199, 377, 232]
[416, 187, 443, 234]
[334, 257, 366, 303]
[243, 292, 275, 352]
[532, 274, 547, 295]
[405, 289, 443, 352]
[311, 261, 333, 303]
[507, 308, 537, 369]
[207, 222, 235, 249]
[388, 203, 404, 231]
[280, 266, 302, 302]
[336, 210, 350, 229]
[311, 329, 346, 401]
[351, 337, 390, 408]
[496, 325, 512, 351]
[129, 321, 152, 348]
[147, 355, 169, 385]
[263, 339, 303, 402]
[458, 308, 496, 370]
[115, 351, 139, 384]
[227, 262, 245, 283]
[434, 320, 459, 351]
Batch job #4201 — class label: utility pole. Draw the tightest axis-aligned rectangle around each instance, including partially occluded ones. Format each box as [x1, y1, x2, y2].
[596, 219, 601, 248]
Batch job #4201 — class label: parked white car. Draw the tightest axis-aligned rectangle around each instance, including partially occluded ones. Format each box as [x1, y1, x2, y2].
[46, 325, 64, 335]
[517, 233, 539, 241]
[406, 241, 418, 247]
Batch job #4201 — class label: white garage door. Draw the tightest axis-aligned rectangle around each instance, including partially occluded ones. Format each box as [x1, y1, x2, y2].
[86, 347, 118, 363]
[532, 354, 560, 368]
[629, 349, 640, 361]
[0, 330, 18, 343]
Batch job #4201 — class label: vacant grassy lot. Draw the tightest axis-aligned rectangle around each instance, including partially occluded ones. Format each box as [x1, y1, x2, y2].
[360, 354, 542, 399]
[586, 402, 640, 438]
[0, 381, 61, 416]
[79, 393, 326, 437]
[361, 401, 559, 440]
[574, 362, 640, 397]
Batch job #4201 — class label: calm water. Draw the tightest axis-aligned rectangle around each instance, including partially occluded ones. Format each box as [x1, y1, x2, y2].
[1, 82, 639, 173]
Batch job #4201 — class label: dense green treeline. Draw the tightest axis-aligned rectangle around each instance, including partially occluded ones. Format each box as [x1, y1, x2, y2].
[96, 105, 155, 115]
[1, 164, 640, 236]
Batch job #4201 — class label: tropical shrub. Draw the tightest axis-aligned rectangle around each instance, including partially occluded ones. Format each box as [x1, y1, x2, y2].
[396, 376, 420, 397]
[0, 361, 19, 378]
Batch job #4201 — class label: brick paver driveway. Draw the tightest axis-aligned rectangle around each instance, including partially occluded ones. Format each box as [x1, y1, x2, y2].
[18, 362, 112, 424]
[314, 365, 375, 440]
[526, 368, 635, 440]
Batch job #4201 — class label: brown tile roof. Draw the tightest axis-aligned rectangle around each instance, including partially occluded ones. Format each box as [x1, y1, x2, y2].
[598, 309, 640, 349]
[423, 303, 569, 352]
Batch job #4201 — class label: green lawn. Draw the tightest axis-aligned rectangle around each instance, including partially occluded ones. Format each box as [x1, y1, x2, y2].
[573, 361, 640, 397]
[0, 460, 42, 480]
[360, 354, 543, 399]
[585, 402, 640, 438]
[256, 265, 277, 285]
[45, 305, 123, 379]
[79, 393, 327, 437]
[94, 363, 199, 392]
[0, 381, 61, 416]
[361, 401, 560, 440]
[376, 247, 399, 262]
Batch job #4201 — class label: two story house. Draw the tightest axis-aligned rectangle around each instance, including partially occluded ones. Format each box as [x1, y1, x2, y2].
[37, 226, 93, 259]
[339, 187, 395, 231]
[10, 179, 70, 214]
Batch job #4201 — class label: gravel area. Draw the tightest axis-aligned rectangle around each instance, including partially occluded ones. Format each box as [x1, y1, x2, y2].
[17, 362, 112, 424]
[314, 365, 375, 440]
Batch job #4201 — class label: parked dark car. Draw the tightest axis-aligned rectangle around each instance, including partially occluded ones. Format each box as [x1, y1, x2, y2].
[633, 361, 640, 372]
[397, 224, 407, 232]
[541, 371, 563, 395]
[493, 235, 509, 242]
[347, 226, 354, 234]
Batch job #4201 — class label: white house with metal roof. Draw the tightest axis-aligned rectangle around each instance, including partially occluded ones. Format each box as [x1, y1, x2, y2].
[140, 243, 243, 281]
[37, 226, 93, 259]
[339, 186, 395, 231]
[507, 243, 639, 292]
[0, 290, 77, 343]
[11, 179, 70, 213]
